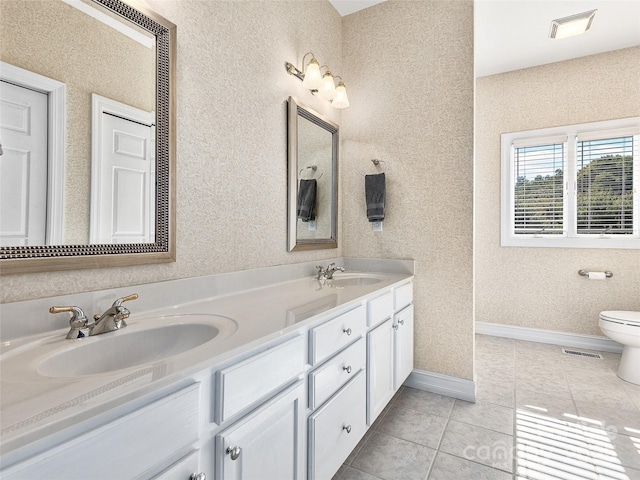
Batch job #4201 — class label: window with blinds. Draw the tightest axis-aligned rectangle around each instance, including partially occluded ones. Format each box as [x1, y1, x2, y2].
[576, 136, 634, 235]
[514, 142, 565, 235]
[501, 118, 640, 249]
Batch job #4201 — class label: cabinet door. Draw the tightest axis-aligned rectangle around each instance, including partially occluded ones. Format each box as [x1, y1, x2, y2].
[394, 305, 414, 390]
[367, 318, 394, 425]
[216, 381, 305, 480]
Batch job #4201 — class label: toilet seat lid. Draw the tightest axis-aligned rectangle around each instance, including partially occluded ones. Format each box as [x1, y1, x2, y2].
[600, 311, 640, 324]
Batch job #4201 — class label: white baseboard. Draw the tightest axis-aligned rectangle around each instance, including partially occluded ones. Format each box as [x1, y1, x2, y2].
[404, 369, 476, 403]
[476, 321, 623, 354]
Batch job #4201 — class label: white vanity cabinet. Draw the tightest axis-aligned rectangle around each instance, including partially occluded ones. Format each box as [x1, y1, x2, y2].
[1, 270, 414, 480]
[307, 306, 367, 480]
[308, 372, 367, 480]
[367, 318, 395, 424]
[394, 304, 414, 390]
[213, 335, 306, 480]
[1, 383, 202, 480]
[215, 381, 305, 480]
[366, 282, 414, 425]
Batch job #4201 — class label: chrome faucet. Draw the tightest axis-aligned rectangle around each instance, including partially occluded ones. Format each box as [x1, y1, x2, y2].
[50, 293, 138, 339]
[90, 294, 138, 335]
[316, 263, 345, 281]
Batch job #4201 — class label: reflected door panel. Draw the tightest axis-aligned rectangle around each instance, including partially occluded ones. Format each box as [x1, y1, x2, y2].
[91, 112, 153, 244]
[0, 81, 48, 245]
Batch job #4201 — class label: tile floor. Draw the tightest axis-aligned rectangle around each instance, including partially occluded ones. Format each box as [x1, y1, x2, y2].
[333, 334, 640, 480]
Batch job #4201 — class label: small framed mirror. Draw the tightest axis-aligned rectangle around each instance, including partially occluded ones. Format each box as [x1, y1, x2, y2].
[287, 97, 338, 251]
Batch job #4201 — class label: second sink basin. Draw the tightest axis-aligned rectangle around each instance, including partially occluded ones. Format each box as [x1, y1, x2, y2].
[329, 274, 384, 287]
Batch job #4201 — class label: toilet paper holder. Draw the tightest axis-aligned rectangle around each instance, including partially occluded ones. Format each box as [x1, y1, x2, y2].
[578, 270, 613, 278]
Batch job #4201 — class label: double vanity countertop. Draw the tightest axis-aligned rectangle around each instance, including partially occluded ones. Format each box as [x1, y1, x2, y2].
[0, 258, 414, 457]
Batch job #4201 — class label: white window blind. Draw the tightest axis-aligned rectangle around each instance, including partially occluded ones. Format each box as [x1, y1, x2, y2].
[513, 142, 565, 235]
[576, 135, 634, 235]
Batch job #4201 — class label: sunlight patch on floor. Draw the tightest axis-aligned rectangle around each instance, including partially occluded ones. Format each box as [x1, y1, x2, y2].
[516, 409, 632, 480]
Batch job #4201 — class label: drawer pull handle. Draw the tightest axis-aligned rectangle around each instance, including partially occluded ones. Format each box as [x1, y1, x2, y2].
[343, 365, 352, 374]
[343, 425, 352, 433]
[227, 445, 241, 460]
[190, 474, 207, 480]
[343, 328, 352, 336]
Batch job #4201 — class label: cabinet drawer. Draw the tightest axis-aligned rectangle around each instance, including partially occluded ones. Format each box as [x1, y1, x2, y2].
[309, 337, 365, 409]
[3, 383, 200, 480]
[308, 372, 367, 480]
[367, 291, 393, 327]
[216, 335, 304, 424]
[309, 305, 365, 365]
[150, 450, 199, 480]
[394, 282, 413, 312]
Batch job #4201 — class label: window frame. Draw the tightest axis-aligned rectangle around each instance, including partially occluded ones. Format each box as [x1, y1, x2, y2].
[501, 117, 640, 249]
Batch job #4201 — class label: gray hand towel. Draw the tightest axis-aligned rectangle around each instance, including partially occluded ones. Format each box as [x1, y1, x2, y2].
[365, 173, 385, 222]
[297, 179, 317, 222]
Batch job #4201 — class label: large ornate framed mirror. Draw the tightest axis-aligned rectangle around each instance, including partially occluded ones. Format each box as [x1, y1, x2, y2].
[0, 0, 176, 275]
[287, 97, 338, 251]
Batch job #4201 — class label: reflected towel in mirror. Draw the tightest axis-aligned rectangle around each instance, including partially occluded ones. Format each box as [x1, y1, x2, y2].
[297, 179, 317, 222]
[365, 173, 385, 222]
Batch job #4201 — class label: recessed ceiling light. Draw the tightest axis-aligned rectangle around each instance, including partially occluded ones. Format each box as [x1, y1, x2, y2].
[549, 9, 597, 39]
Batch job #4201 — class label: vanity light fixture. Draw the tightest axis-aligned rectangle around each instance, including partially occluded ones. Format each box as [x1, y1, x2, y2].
[549, 9, 597, 39]
[286, 52, 349, 108]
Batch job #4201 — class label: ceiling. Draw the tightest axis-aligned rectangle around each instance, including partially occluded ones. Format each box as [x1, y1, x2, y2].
[329, 1, 640, 78]
[329, 0, 386, 17]
[476, 0, 640, 77]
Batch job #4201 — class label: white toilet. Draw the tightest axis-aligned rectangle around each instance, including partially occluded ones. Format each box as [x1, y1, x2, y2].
[599, 311, 640, 385]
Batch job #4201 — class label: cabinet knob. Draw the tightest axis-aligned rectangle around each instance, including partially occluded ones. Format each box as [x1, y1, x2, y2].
[392, 324, 399, 330]
[189, 474, 206, 480]
[343, 365, 352, 374]
[343, 328, 352, 336]
[398, 319, 405, 325]
[226, 445, 241, 460]
[343, 425, 352, 433]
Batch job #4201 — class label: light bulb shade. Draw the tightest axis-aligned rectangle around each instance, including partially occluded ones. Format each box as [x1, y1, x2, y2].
[302, 58, 322, 90]
[331, 82, 349, 109]
[319, 72, 336, 100]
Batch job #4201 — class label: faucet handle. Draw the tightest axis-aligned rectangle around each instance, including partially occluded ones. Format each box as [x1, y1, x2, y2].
[113, 293, 139, 307]
[49, 305, 88, 339]
[49, 305, 87, 321]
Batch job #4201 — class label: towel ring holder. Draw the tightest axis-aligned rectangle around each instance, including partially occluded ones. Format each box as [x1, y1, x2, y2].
[299, 165, 323, 180]
[358, 158, 387, 176]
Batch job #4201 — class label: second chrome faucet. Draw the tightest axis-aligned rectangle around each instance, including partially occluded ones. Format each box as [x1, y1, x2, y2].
[316, 263, 346, 281]
[50, 294, 138, 339]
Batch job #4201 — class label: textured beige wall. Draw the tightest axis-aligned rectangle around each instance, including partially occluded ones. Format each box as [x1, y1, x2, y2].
[1, 0, 343, 302]
[341, 0, 475, 379]
[476, 47, 640, 336]
[0, 0, 155, 244]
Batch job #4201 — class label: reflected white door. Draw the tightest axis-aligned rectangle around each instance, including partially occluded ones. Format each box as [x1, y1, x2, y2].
[91, 109, 154, 244]
[0, 80, 48, 246]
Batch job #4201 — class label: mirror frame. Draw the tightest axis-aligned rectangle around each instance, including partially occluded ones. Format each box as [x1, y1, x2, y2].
[0, 0, 176, 275]
[287, 96, 338, 251]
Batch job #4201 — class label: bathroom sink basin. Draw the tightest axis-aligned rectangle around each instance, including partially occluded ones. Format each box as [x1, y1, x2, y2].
[329, 274, 384, 287]
[1, 314, 237, 380]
